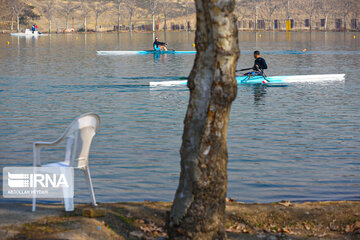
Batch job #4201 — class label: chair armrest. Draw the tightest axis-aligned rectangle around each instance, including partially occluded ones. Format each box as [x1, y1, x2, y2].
[33, 140, 63, 166]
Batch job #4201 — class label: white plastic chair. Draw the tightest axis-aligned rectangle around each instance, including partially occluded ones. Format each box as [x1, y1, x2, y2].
[32, 113, 100, 212]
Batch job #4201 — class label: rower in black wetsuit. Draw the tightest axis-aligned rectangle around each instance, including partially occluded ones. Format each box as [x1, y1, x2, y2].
[153, 37, 168, 51]
[252, 50, 267, 73]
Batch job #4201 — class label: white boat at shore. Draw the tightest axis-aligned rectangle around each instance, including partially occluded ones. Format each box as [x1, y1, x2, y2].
[10, 29, 48, 37]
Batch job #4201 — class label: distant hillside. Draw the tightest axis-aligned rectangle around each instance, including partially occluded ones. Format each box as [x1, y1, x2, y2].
[0, 0, 359, 33]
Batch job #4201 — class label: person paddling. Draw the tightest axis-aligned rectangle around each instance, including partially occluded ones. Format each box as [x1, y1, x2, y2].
[251, 50, 267, 74]
[153, 37, 168, 51]
[236, 50, 269, 82]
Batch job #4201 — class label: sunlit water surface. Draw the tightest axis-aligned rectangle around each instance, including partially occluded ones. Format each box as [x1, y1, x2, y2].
[0, 32, 359, 203]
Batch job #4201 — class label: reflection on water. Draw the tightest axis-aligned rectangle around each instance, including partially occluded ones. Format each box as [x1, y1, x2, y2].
[0, 32, 359, 203]
[252, 85, 267, 104]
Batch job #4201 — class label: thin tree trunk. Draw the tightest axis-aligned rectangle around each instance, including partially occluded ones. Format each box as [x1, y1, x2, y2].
[11, 16, 14, 32]
[185, 4, 189, 31]
[66, 14, 69, 29]
[84, 16, 87, 32]
[344, 15, 347, 31]
[325, 13, 328, 30]
[164, 8, 167, 32]
[95, 14, 98, 32]
[49, 19, 51, 33]
[168, 0, 240, 238]
[255, 0, 257, 30]
[117, 3, 121, 32]
[287, 0, 290, 20]
[129, 12, 133, 32]
[16, 14, 19, 32]
[152, 12, 155, 32]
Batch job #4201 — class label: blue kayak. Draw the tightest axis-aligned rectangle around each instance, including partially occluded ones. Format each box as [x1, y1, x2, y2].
[97, 50, 197, 55]
[149, 74, 345, 86]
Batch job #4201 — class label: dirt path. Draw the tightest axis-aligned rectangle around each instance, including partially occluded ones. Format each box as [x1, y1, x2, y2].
[1, 201, 359, 239]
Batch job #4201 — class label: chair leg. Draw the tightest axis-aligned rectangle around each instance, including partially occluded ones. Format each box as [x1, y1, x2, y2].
[32, 196, 36, 212]
[61, 167, 74, 211]
[84, 167, 97, 206]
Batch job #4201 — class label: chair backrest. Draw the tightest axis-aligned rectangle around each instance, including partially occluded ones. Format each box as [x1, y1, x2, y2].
[63, 113, 100, 169]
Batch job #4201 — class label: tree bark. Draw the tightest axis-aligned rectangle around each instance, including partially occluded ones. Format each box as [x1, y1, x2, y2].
[168, 0, 239, 239]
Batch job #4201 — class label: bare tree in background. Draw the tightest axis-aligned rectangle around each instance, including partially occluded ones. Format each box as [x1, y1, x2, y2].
[92, 0, 110, 32]
[298, 0, 321, 31]
[9, 0, 27, 32]
[80, 0, 91, 32]
[168, 0, 239, 238]
[235, 0, 252, 30]
[183, 0, 195, 31]
[0, 0, 16, 32]
[59, 0, 79, 29]
[254, 0, 258, 30]
[262, 0, 281, 30]
[162, 1, 170, 31]
[112, 0, 123, 32]
[319, 0, 334, 30]
[124, 0, 135, 32]
[149, 0, 158, 32]
[283, 0, 291, 21]
[39, 0, 56, 33]
[337, 0, 353, 30]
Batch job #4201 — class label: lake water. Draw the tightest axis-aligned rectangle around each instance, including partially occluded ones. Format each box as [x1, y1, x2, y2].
[0, 32, 359, 204]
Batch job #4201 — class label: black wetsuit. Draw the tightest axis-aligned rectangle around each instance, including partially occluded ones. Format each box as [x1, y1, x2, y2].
[153, 40, 166, 50]
[253, 57, 267, 71]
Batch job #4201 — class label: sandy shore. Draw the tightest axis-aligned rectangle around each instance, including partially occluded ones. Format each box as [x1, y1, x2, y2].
[1, 200, 359, 239]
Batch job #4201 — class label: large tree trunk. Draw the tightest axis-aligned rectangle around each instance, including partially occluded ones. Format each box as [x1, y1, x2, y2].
[168, 0, 239, 239]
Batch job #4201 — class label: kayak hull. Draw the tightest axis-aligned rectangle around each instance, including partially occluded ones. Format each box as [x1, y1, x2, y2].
[149, 74, 345, 86]
[97, 50, 197, 55]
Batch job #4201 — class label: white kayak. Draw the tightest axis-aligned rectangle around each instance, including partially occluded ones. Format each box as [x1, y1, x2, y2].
[149, 74, 345, 86]
[11, 29, 47, 37]
[97, 50, 197, 55]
